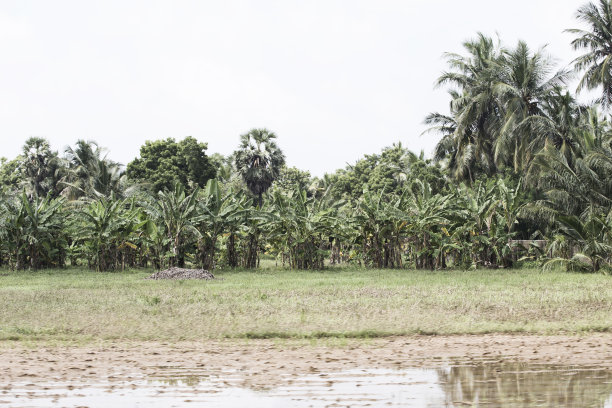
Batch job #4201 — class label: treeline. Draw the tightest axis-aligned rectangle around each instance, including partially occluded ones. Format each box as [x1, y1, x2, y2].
[3, 0, 612, 272]
[0, 150, 525, 272]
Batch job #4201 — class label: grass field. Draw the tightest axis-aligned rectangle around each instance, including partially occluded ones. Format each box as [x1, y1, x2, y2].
[1, 264, 612, 344]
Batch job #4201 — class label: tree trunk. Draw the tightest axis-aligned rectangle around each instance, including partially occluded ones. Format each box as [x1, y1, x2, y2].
[243, 232, 258, 269]
[227, 233, 238, 268]
[198, 235, 217, 270]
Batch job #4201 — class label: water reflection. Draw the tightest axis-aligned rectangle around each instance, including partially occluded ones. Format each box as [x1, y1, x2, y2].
[437, 361, 612, 407]
[4, 361, 612, 407]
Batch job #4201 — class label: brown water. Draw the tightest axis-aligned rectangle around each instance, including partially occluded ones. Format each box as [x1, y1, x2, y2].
[3, 360, 612, 407]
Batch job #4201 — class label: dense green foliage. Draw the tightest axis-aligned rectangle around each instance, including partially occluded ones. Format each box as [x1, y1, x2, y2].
[2, 1, 612, 272]
[0, 152, 534, 271]
[126, 137, 216, 192]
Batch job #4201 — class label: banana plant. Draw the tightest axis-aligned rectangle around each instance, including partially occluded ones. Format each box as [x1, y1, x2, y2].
[403, 180, 451, 269]
[144, 183, 202, 268]
[72, 195, 142, 271]
[196, 179, 248, 270]
[261, 187, 340, 269]
[0, 192, 66, 269]
[353, 188, 392, 268]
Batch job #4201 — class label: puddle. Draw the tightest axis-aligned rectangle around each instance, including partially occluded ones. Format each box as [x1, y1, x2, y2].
[3, 361, 612, 407]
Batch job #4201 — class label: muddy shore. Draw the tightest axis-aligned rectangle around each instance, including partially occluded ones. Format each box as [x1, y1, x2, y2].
[3, 334, 612, 389]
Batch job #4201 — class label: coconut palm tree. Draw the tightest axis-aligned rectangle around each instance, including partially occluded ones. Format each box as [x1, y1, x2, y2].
[233, 128, 285, 207]
[429, 36, 571, 179]
[62, 140, 125, 199]
[567, 0, 612, 108]
[493, 41, 569, 172]
[426, 34, 504, 182]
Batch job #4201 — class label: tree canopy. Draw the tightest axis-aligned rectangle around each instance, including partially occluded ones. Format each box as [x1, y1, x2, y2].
[127, 137, 216, 193]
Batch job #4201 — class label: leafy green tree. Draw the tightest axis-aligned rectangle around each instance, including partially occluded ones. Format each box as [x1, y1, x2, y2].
[327, 144, 447, 202]
[272, 166, 312, 196]
[449, 179, 520, 268]
[353, 188, 404, 268]
[0, 157, 21, 192]
[427, 34, 503, 181]
[209, 153, 234, 183]
[402, 181, 453, 269]
[232, 128, 285, 268]
[548, 213, 612, 271]
[127, 137, 216, 193]
[427, 35, 567, 179]
[217, 190, 252, 268]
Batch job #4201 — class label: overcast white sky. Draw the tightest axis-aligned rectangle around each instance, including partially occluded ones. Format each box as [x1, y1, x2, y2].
[0, 0, 590, 176]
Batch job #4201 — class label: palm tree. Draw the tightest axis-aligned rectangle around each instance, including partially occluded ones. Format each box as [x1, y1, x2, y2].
[62, 140, 125, 199]
[526, 89, 584, 158]
[551, 213, 612, 271]
[567, 0, 612, 108]
[493, 41, 569, 171]
[426, 34, 504, 182]
[428, 35, 570, 179]
[19, 137, 64, 198]
[233, 128, 285, 207]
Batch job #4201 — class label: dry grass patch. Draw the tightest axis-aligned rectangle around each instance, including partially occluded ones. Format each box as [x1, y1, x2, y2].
[1, 266, 612, 344]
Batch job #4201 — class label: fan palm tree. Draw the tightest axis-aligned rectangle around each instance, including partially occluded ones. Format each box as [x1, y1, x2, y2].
[233, 128, 285, 207]
[19, 137, 64, 198]
[567, 0, 612, 108]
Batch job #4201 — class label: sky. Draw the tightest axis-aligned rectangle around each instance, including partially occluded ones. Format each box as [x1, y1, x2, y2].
[0, 0, 590, 176]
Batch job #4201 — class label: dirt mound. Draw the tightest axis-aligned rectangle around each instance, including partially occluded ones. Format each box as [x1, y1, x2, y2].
[146, 267, 215, 280]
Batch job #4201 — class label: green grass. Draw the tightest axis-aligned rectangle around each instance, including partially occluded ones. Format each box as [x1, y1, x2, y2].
[1, 264, 612, 343]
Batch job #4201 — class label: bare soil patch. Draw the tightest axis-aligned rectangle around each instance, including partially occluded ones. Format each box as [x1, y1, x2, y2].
[145, 267, 214, 280]
[3, 334, 612, 389]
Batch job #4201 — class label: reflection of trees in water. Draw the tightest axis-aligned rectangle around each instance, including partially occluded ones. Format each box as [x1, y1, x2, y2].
[437, 362, 612, 407]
